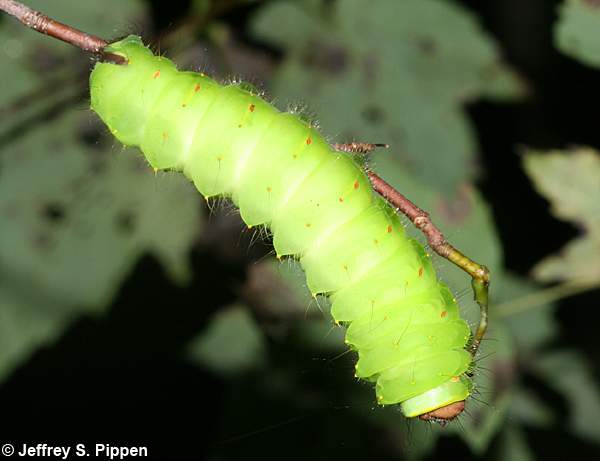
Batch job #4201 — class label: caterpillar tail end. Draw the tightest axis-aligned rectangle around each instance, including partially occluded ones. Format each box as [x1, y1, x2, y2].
[417, 400, 465, 424]
[400, 378, 471, 424]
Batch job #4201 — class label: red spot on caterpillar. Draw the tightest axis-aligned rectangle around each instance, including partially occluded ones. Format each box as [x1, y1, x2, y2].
[306, 137, 312, 145]
[354, 180, 360, 189]
[440, 310, 447, 318]
[194, 83, 201, 92]
[153, 70, 160, 79]
[239, 103, 256, 128]
[418, 267, 424, 277]
[387, 225, 392, 233]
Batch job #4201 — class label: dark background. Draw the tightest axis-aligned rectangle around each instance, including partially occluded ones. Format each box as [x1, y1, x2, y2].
[1, 0, 599, 459]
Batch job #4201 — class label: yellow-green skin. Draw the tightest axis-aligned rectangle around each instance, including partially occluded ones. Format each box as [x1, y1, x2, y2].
[90, 36, 473, 418]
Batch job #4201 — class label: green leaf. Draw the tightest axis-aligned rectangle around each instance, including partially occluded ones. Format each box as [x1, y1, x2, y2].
[480, 65, 530, 102]
[555, 0, 600, 68]
[24, 0, 145, 39]
[0, 288, 73, 382]
[186, 304, 267, 376]
[509, 388, 554, 428]
[0, 110, 203, 383]
[1, 0, 146, 111]
[534, 350, 600, 443]
[251, 0, 524, 194]
[0, 0, 202, 384]
[243, 258, 316, 320]
[495, 273, 559, 349]
[523, 148, 600, 283]
[499, 427, 536, 461]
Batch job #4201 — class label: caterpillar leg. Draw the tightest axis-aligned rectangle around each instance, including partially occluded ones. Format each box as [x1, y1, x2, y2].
[333, 142, 490, 357]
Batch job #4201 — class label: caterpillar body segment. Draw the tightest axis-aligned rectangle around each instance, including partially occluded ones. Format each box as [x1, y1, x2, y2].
[89, 36, 473, 420]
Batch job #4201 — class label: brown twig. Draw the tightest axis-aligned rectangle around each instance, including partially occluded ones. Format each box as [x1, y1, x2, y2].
[367, 173, 477, 275]
[0, 0, 125, 63]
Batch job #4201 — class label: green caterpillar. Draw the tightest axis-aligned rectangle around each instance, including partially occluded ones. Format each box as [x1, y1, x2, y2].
[90, 35, 473, 421]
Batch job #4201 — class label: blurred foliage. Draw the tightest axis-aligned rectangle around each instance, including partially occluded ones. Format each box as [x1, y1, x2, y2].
[523, 148, 600, 283]
[1, 0, 600, 459]
[187, 303, 267, 375]
[251, 0, 526, 195]
[555, 0, 600, 68]
[0, 0, 203, 383]
[534, 350, 600, 442]
[521, 147, 600, 444]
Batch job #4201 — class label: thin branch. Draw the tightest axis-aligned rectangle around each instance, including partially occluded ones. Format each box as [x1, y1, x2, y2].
[366, 172, 490, 282]
[0, 0, 125, 63]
